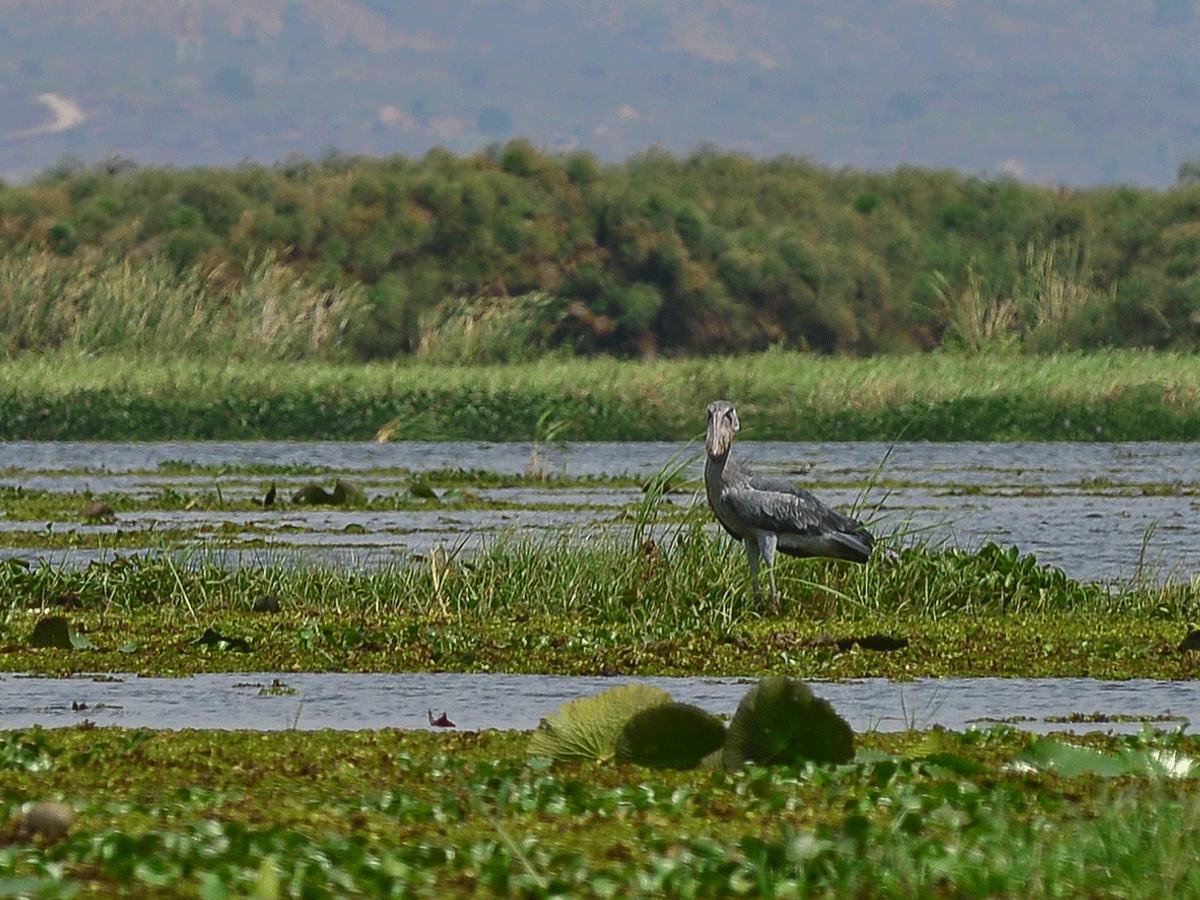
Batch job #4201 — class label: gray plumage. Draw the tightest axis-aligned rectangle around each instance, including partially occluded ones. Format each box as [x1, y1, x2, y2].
[704, 399, 873, 613]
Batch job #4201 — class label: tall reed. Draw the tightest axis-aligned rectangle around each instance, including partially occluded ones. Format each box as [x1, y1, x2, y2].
[0, 250, 362, 361]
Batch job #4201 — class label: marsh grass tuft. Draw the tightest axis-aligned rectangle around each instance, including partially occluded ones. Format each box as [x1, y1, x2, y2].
[933, 239, 1109, 355]
[416, 292, 567, 364]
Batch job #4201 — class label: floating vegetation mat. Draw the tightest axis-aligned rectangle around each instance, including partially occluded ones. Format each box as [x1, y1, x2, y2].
[3, 725, 1200, 898]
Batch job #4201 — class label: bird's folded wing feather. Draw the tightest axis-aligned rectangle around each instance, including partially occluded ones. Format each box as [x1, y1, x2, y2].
[724, 476, 861, 536]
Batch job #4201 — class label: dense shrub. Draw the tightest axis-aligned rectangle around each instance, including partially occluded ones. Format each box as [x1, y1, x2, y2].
[2, 143, 1200, 359]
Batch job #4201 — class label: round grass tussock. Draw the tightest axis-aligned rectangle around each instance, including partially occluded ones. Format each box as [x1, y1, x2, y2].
[614, 702, 728, 769]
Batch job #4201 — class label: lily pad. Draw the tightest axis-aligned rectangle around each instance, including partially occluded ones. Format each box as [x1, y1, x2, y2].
[292, 479, 366, 506]
[615, 702, 727, 769]
[527, 683, 672, 763]
[408, 482, 439, 500]
[331, 479, 366, 506]
[723, 676, 855, 770]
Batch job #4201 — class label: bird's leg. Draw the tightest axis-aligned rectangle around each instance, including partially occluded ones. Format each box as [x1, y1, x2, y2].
[761, 533, 781, 616]
[764, 569, 781, 616]
[743, 539, 763, 605]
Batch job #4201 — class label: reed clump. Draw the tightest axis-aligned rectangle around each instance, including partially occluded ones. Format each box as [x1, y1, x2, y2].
[0, 250, 361, 361]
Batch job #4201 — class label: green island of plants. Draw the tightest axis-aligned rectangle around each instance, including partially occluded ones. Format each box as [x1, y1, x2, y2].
[6, 146, 1200, 362]
[1, 526, 1195, 681]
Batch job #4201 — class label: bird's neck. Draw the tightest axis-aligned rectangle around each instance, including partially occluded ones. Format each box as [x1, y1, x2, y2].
[704, 451, 730, 502]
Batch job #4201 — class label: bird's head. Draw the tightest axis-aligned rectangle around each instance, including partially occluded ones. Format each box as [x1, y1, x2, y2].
[706, 400, 739, 459]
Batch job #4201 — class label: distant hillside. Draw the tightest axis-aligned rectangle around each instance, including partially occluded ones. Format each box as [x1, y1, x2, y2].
[2, 0, 1200, 186]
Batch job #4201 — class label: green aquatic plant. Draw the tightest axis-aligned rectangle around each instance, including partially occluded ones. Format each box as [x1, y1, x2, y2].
[0, 522, 1194, 679]
[723, 676, 855, 769]
[526, 683, 672, 763]
[528, 408, 573, 479]
[29, 616, 94, 650]
[3, 726, 1200, 898]
[1015, 729, 1199, 779]
[4, 349, 1200, 440]
[530, 677, 852, 773]
[629, 437, 701, 555]
[614, 702, 727, 769]
[290, 478, 367, 506]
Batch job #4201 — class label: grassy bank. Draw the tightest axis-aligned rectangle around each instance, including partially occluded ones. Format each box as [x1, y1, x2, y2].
[3, 349, 1200, 441]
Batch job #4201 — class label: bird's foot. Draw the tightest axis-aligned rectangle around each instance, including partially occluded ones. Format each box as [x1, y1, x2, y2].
[753, 593, 782, 617]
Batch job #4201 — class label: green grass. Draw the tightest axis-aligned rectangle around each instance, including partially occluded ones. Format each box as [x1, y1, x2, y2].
[3, 348, 1200, 440]
[4, 725, 1200, 898]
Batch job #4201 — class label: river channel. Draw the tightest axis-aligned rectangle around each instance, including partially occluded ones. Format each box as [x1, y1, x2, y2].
[2, 440, 1198, 735]
[1, 671, 1194, 737]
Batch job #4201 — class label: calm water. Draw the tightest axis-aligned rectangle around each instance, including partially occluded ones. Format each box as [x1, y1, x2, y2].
[1, 440, 1197, 584]
[1, 671, 1193, 736]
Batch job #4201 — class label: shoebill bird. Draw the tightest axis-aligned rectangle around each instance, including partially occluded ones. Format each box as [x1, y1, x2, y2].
[704, 399, 874, 613]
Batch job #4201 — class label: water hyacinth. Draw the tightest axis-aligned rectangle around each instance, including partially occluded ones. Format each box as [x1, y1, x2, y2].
[2, 726, 1200, 898]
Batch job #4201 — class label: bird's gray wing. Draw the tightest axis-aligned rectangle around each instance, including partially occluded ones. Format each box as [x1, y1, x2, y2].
[727, 475, 870, 541]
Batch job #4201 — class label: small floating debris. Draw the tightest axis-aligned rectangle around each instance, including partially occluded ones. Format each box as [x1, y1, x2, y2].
[1043, 711, 1186, 724]
[72, 701, 121, 712]
[259, 679, 298, 697]
[78, 501, 116, 522]
[232, 679, 298, 696]
[291, 478, 366, 506]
